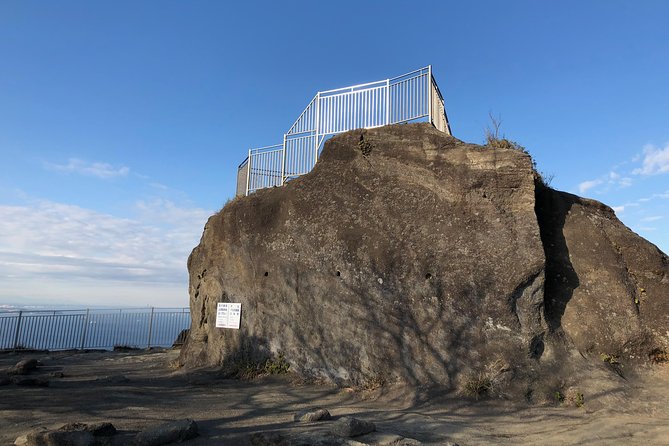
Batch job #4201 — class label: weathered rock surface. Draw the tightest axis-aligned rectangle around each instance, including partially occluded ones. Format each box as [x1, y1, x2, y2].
[294, 408, 332, 422]
[59, 423, 117, 437]
[536, 186, 669, 361]
[180, 123, 669, 393]
[134, 419, 198, 446]
[24, 431, 94, 446]
[18, 422, 117, 446]
[171, 329, 189, 347]
[354, 433, 408, 446]
[8, 358, 40, 375]
[331, 417, 376, 438]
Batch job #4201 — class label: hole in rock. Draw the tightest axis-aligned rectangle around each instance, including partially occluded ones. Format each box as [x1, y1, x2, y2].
[425, 273, 432, 280]
[529, 335, 545, 359]
[336, 271, 341, 277]
[264, 272, 269, 277]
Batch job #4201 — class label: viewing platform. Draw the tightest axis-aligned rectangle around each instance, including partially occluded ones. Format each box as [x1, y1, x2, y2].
[237, 66, 451, 196]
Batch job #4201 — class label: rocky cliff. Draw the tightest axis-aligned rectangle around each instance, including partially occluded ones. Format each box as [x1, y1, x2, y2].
[179, 123, 668, 397]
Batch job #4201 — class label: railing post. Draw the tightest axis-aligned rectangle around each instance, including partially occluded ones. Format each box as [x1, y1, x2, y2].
[245, 149, 252, 196]
[314, 92, 320, 164]
[80, 308, 90, 350]
[12, 311, 23, 350]
[427, 65, 433, 126]
[147, 307, 155, 349]
[385, 79, 390, 125]
[281, 134, 287, 185]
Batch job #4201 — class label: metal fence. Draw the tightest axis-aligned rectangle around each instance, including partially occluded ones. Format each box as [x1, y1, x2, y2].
[236, 65, 452, 197]
[0, 308, 190, 351]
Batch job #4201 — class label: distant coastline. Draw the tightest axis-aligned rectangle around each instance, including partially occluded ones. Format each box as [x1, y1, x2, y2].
[0, 303, 167, 312]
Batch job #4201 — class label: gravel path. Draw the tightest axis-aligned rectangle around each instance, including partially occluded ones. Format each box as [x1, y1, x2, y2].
[1, 349, 668, 445]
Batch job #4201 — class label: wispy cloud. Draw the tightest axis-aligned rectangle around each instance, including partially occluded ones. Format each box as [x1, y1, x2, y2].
[608, 171, 632, 188]
[578, 179, 603, 194]
[570, 146, 669, 255]
[44, 158, 130, 179]
[0, 199, 212, 306]
[633, 143, 669, 175]
[577, 170, 632, 195]
[633, 190, 669, 204]
[575, 142, 669, 196]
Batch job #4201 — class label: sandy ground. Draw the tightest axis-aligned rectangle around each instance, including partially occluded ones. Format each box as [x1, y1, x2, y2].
[1, 349, 668, 445]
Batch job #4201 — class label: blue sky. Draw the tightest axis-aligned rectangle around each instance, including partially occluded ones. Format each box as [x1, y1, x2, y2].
[1, 1, 667, 307]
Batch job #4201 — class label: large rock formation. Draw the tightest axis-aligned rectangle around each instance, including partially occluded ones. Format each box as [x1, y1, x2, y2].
[180, 123, 668, 395]
[537, 186, 669, 359]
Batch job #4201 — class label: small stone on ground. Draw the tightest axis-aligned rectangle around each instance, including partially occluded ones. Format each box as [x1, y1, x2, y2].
[16, 422, 118, 446]
[134, 419, 198, 446]
[355, 432, 422, 446]
[9, 359, 40, 375]
[331, 416, 376, 438]
[24, 430, 94, 446]
[293, 407, 332, 422]
[59, 422, 117, 436]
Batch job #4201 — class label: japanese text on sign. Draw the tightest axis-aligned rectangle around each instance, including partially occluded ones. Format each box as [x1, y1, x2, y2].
[216, 302, 241, 329]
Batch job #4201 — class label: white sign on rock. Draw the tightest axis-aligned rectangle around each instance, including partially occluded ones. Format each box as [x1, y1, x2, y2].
[216, 302, 242, 329]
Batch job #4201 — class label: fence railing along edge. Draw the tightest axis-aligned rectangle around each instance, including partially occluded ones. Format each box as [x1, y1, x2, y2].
[0, 307, 191, 352]
[237, 65, 451, 197]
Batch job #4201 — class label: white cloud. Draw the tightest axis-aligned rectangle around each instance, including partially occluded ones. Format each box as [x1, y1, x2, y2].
[634, 190, 669, 204]
[633, 143, 669, 175]
[608, 171, 633, 188]
[578, 179, 603, 194]
[45, 158, 130, 179]
[641, 216, 663, 222]
[618, 177, 632, 187]
[612, 206, 625, 213]
[0, 199, 212, 306]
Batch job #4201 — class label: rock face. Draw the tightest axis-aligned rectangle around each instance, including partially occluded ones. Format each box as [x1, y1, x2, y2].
[536, 186, 669, 359]
[180, 123, 669, 392]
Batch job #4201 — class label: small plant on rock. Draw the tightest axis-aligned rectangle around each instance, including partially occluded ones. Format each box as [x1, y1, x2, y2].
[600, 353, 620, 364]
[566, 389, 585, 408]
[484, 113, 526, 153]
[554, 391, 565, 404]
[263, 353, 290, 375]
[649, 349, 668, 364]
[462, 371, 494, 399]
[484, 113, 553, 186]
[225, 352, 291, 379]
[358, 134, 373, 157]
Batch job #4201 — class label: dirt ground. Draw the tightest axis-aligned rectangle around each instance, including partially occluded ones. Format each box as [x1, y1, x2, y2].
[1, 349, 668, 446]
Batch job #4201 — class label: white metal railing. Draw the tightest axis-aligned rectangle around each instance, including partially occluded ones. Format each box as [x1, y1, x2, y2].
[236, 65, 451, 196]
[0, 308, 190, 351]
